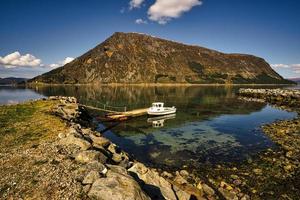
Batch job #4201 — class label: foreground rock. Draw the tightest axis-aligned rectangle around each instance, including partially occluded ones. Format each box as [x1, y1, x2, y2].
[88, 166, 150, 200]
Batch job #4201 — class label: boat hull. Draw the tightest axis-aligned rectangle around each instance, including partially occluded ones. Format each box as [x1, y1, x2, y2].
[147, 108, 176, 116]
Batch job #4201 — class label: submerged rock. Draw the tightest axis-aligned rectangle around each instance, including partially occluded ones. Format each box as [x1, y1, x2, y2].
[202, 183, 215, 196]
[218, 187, 238, 200]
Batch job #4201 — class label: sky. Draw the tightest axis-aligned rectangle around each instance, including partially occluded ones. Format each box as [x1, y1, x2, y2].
[0, 0, 299, 79]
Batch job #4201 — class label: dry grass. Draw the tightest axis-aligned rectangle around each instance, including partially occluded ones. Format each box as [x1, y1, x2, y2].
[0, 100, 85, 199]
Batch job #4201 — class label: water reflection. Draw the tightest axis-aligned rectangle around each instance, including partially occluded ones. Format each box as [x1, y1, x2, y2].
[0, 86, 45, 105]
[147, 114, 176, 128]
[25, 85, 297, 168]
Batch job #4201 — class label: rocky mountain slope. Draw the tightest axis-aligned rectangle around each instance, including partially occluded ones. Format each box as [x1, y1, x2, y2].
[30, 32, 292, 84]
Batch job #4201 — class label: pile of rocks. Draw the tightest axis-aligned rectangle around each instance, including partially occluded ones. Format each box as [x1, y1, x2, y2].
[51, 96, 80, 121]
[50, 96, 224, 200]
[238, 88, 300, 108]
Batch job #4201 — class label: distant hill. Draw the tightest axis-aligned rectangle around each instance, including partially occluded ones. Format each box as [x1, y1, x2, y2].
[0, 77, 28, 85]
[30, 32, 293, 84]
[288, 78, 300, 83]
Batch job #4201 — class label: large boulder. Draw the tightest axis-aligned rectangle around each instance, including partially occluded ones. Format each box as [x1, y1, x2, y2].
[128, 163, 177, 200]
[88, 167, 150, 200]
[60, 134, 91, 150]
[75, 150, 107, 164]
[89, 134, 111, 148]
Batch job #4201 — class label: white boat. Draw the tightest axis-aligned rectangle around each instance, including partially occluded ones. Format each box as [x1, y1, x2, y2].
[147, 102, 176, 116]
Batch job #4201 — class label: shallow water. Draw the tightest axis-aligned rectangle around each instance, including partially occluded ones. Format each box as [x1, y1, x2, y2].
[0, 85, 298, 168]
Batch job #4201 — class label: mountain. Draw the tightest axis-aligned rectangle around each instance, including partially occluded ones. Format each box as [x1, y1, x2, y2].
[288, 78, 300, 83]
[30, 32, 293, 84]
[0, 77, 28, 85]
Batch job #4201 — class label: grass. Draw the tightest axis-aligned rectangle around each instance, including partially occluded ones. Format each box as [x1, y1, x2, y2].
[0, 99, 86, 199]
[0, 99, 68, 150]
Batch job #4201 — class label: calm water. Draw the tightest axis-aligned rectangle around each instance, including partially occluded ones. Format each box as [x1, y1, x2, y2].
[0, 85, 298, 168]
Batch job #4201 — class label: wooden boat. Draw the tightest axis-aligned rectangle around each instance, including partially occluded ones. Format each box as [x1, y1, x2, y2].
[147, 102, 176, 116]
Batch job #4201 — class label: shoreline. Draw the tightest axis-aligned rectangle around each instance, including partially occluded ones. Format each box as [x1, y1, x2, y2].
[24, 82, 296, 87]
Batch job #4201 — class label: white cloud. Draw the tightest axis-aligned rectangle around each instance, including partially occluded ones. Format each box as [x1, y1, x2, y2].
[290, 64, 300, 68]
[49, 57, 74, 68]
[135, 18, 148, 24]
[148, 0, 202, 24]
[0, 51, 42, 68]
[271, 63, 300, 74]
[129, 0, 144, 9]
[270, 64, 289, 68]
[63, 57, 74, 64]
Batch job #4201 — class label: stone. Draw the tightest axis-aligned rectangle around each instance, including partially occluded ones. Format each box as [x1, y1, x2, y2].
[202, 183, 215, 196]
[253, 168, 262, 175]
[173, 185, 191, 200]
[128, 162, 177, 200]
[85, 161, 106, 172]
[107, 143, 118, 154]
[82, 170, 100, 184]
[112, 153, 123, 163]
[88, 170, 150, 200]
[241, 194, 250, 200]
[286, 151, 293, 158]
[218, 188, 238, 200]
[75, 150, 107, 164]
[230, 174, 239, 179]
[179, 170, 189, 177]
[284, 164, 292, 171]
[81, 128, 93, 135]
[107, 164, 128, 175]
[161, 171, 173, 179]
[220, 181, 233, 191]
[83, 185, 91, 193]
[196, 182, 203, 190]
[89, 134, 110, 148]
[58, 132, 66, 138]
[174, 183, 203, 200]
[60, 134, 91, 150]
[174, 173, 188, 185]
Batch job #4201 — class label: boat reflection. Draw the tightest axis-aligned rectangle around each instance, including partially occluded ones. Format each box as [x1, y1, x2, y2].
[147, 114, 176, 128]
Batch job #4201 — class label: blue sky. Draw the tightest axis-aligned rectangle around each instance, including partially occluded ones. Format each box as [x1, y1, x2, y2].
[0, 0, 299, 78]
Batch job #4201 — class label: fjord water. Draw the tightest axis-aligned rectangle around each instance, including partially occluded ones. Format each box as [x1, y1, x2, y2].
[1, 85, 297, 168]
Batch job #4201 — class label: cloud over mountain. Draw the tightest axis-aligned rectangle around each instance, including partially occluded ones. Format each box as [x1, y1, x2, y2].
[148, 0, 202, 24]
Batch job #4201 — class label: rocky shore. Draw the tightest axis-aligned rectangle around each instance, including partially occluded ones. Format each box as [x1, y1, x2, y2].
[238, 88, 300, 109]
[235, 88, 300, 199]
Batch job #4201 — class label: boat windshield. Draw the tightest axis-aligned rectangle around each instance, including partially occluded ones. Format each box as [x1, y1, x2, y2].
[152, 103, 164, 107]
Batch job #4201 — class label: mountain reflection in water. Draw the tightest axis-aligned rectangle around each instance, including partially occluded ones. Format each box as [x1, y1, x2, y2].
[29, 85, 297, 168]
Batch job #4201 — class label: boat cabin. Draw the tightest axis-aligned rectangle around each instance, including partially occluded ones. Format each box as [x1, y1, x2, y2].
[151, 102, 164, 108]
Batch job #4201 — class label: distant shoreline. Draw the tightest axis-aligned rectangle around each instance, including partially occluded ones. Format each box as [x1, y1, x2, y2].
[25, 82, 296, 87]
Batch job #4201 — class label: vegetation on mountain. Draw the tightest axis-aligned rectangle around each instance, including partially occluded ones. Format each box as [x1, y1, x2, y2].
[30, 32, 292, 84]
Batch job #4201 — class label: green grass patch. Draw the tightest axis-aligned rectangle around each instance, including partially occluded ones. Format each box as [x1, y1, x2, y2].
[0, 100, 68, 150]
